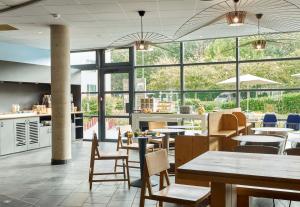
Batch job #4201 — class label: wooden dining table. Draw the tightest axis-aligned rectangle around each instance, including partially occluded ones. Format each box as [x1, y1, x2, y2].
[176, 151, 300, 207]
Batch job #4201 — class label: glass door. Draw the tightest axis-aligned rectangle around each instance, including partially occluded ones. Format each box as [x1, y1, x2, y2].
[100, 70, 133, 140]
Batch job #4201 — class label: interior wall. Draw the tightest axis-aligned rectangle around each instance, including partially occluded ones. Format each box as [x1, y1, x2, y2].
[0, 82, 50, 112]
[0, 83, 82, 113]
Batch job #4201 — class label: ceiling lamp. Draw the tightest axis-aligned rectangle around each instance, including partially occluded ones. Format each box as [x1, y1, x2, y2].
[109, 11, 171, 50]
[226, 11, 246, 26]
[135, 11, 148, 51]
[135, 40, 150, 50]
[252, 39, 266, 50]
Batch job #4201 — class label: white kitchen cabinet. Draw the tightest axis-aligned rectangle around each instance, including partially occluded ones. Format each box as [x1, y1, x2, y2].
[0, 119, 15, 155]
[14, 117, 39, 152]
[39, 126, 51, 147]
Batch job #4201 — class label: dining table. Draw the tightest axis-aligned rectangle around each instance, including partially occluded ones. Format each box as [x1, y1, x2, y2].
[232, 135, 285, 143]
[152, 128, 184, 152]
[176, 151, 300, 207]
[251, 127, 294, 136]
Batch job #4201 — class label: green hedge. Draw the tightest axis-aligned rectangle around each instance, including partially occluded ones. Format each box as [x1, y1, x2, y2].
[221, 92, 300, 114]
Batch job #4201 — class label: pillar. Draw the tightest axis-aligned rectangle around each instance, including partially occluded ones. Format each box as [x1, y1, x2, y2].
[51, 25, 71, 165]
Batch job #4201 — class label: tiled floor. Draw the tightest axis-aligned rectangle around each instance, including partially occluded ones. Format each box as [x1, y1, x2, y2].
[0, 141, 298, 207]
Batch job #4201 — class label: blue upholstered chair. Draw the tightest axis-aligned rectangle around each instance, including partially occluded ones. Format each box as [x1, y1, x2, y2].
[286, 114, 300, 130]
[263, 114, 278, 127]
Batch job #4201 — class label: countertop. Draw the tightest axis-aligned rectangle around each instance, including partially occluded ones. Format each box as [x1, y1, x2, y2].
[0, 111, 83, 120]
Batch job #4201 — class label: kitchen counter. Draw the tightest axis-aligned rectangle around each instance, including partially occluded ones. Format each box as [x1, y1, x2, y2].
[0, 111, 82, 120]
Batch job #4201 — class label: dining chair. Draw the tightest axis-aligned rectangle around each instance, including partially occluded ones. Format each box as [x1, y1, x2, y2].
[114, 125, 154, 172]
[148, 121, 175, 148]
[140, 149, 210, 207]
[263, 114, 278, 127]
[286, 114, 300, 130]
[235, 145, 280, 154]
[89, 133, 130, 190]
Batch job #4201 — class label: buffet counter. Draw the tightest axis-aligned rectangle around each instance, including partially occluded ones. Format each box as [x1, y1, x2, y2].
[0, 111, 82, 120]
[131, 113, 207, 131]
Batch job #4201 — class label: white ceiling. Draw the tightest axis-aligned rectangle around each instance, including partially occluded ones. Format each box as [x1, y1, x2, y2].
[0, 0, 299, 50]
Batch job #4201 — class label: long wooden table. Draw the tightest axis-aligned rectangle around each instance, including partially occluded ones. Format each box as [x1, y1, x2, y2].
[176, 151, 300, 207]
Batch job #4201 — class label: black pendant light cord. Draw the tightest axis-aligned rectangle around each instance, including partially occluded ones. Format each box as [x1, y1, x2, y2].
[138, 10, 146, 40]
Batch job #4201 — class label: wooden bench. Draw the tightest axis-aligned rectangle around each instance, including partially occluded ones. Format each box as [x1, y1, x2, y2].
[175, 135, 219, 186]
[208, 112, 239, 151]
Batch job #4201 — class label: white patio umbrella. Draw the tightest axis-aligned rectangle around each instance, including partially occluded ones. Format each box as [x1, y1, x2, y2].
[217, 74, 280, 112]
[292, 73, 300, 78]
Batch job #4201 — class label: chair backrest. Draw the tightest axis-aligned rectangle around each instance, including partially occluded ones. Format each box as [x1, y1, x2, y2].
[91, 133, 100, 159]
[145, 149, 170, 176]
[285, 148, 300, 156]
[263, 114, 277, 127]
[232, 112, 247, 127]
[148, 122, 167, 130]
[286, 114, 300, 130]
[117, 125, 133, 148]
[235, 145, 279, 154]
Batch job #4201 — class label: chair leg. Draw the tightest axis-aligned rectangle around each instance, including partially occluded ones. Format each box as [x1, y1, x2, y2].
[126, 158, 131, 189]
[89, 168, 93, 191]
[122, 159, 126, 182]
[114, 159, 118, 172]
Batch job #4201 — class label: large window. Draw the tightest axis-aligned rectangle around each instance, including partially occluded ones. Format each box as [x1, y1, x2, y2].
[184, 64, 236, 90]
[76, 32, 300, 140]
[184, 38, 236, 63]
[136, 42, 180, 66]
[80, 69, 99, 140]
[135, 67, 180, 91]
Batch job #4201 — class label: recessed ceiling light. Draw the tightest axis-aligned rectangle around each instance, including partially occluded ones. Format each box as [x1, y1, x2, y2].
[37, 31, 43, 34]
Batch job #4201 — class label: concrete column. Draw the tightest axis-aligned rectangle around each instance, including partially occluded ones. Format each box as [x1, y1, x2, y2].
[50, 25, 71, 165]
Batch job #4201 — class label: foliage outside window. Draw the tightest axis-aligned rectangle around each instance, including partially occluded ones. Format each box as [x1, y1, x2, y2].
[184, 64, 236, 90]
[135, 67, 180, 91]
[184, 38, 236, 63]
[136, 42, 180, 66]
[105, 48, 129, 63]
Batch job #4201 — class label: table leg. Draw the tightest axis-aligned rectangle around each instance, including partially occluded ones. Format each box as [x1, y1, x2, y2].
[211, 182, 237, 207]
[162, 133, 169, 152]
[131, 137, 156, 188]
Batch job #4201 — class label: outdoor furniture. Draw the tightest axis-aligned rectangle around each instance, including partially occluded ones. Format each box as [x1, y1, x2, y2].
[286, 114, 300, 130]
[263, 114, 278, 127]
[89, 133, 130, 190]
[235, 145, 279, 154]
[176, 151, 300, 207]
[115, 126, 154, 171]
[148, 121, 175, 148]
[140, 149, 210, 207]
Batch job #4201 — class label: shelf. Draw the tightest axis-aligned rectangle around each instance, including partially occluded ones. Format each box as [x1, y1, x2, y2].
[75, 117, 83, 120]
[76, 126, 83, 128]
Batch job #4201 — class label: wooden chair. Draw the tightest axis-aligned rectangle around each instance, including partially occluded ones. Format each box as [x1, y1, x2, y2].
[235, 145, 279, 154]
[140, 149, 210, 207]
[148, 121, 175, 148]
[89, 133, 130, 190]
[114, 126, 154, 171]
